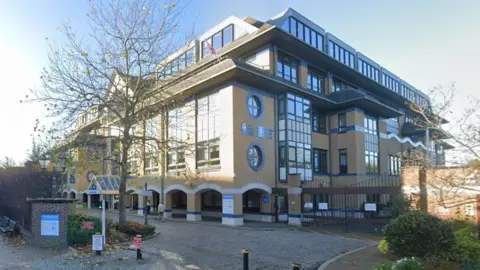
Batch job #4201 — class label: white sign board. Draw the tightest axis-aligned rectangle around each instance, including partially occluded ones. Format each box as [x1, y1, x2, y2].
[141, 190, 153, 197]
[41, 214, 59, 236]
[92, 235, 103, 251]
[365, 203, 377, 212]
[318, 203, 328, 210]
[222, 195, 234, 215]
[87, 190, 100, 195]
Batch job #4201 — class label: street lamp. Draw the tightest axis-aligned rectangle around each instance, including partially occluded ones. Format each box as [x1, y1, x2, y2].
[39, 155, 49, 171]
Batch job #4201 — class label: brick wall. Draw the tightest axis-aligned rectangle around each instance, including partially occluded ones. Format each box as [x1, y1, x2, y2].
[30, 199, 73, 248]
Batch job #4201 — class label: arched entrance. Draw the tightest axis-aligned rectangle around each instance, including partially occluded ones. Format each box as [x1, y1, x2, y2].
[62, 191, 68, 198]
[242, 189, 273, 223]
[69, 191, 76, 200]
[126, 191, 139, 210]
[149, 190, 160, 215]
[200, 189, 222, 222]
[170, 190, 187, 218]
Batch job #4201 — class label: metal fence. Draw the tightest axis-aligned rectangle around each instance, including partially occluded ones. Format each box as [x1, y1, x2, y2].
[300, 173, 401, 233]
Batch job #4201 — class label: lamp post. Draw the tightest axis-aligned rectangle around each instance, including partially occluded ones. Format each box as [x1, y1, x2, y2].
[39, 154, 67, 198]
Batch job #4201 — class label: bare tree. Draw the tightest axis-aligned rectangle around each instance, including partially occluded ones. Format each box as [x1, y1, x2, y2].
[28, 0, 196, 226]
[406, 83, 479, 210]
[0, 157, 17, 169]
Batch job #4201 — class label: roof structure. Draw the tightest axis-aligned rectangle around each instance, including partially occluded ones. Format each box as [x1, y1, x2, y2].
[86, 175, 121, 195]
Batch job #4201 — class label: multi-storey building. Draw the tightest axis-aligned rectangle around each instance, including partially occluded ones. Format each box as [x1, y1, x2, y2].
[59, 8, 451, 225]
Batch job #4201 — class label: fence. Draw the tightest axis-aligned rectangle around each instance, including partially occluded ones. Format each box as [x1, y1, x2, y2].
[300, 173, 402, 233]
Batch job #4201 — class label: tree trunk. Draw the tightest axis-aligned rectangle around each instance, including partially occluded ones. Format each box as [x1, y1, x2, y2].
[118, 127, 130, 227]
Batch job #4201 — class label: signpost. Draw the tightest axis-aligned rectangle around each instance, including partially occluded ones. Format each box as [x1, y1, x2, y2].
[101, 199, 106, 245]
[92, 233, 103, 255]
[40, 214, 59, 236]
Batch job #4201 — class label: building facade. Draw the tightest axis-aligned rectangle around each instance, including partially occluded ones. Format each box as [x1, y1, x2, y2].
[59, 8, 450, 225]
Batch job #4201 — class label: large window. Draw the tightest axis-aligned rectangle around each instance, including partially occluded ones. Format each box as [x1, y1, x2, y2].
[278, 93, 312, 181]
[364, 115, 379, 173]
[201, 191, 222, 211]
[338, 113, 346, 131]
[307, 69, 324, 94]
[358, 59, 380, 82]
[328, 40, 355, 69]
[197, 92, 220, 168]
[167, 107, 189, 171]
[158, 47, 195, 79]
[202, 24, 234, 58]
[339, 149, 348, 174]
[385, 117, 399, 134]
[277, 52, 298, 83]
[313, 149, 328, 174]
[243, 190, 261, 213]
[282, 17, 324, 51]
[382, 73, 400, 93]
[312, 109, 327, 134]
[388, 155, 401, 175]
[331, 77, 355, 93]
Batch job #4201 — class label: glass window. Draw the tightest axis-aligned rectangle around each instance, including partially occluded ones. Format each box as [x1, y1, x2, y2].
[312, 110, 327, 134]
[304, 26, 310, 44]
[186, 48, 194, 67]
[334, 44, 339, 59]
[350, 54, 355, 69]
[202, 40, 210, 58]
[317, 34, 323, 51]
[313, 149, 328, 174]
[339, 149, 348, 174]
[311, 30, 316, 48]
[247, 95, 261, 117]
[179, 53, 186, 71]
[212, 31, 222, 50]
[389, 155, 401, 175]
[277, 52, 298, 83]
[297, 22, 303, 40]
[364, 115, 379, 173]
[328, 41, 334, 57]
[290, 17, 297, 36]
[338, 113, 346, 129]
[339, 48, 344, 63]
[197, 92, 221, 168]
[223, 25, 233, 46]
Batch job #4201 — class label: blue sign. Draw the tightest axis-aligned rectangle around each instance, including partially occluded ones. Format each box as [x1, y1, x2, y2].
[241, 122, 247, 135]
[257, 126, 265, 138]
[41, 214, 59, 236]
[247, 124, 254, 136]
[263, 195, 269, 203]
[267, 129, 274, 139]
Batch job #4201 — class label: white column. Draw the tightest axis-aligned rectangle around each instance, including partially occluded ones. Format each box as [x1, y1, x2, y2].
[87, 194, 91, 209]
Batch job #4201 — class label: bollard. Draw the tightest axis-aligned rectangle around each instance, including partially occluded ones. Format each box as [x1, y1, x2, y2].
[291, 263, 301, 270]
[242, 249, 249, 270]
[135, 234, 143, 260]
[95, 232, 102, 256]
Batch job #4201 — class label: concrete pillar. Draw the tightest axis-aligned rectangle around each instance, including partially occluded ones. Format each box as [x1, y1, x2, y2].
[222, 194, 244, 226]
[87, 194, 91, 209]
[187, 193, 201, 221]
[325, 72, 333, 95]
[164, 192, 172, 219]
[287, 174, 302, 226]
[137, 194, 144, 216]
[260, 194, 274, 222]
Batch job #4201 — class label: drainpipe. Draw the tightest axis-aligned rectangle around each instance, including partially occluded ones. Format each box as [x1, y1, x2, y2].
[273, 92, 279, 223]
[328, 118, 333, 186]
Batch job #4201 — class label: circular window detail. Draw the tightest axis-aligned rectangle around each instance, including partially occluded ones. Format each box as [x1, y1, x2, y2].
[247, 143, 264, 171]
[247, 95, 262, 118]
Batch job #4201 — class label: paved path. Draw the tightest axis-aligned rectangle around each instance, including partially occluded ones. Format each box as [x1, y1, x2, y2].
[68, 209, 372, 270]
[324, 245, 389, 270]
[0, 233, 69, 270]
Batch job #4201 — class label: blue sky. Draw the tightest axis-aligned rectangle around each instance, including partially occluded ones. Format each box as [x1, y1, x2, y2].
[1, 0, 479, 162]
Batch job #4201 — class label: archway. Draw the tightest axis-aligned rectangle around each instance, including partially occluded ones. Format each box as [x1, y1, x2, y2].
[242, 189, 272, 223]
[62, 191, 68, 198]
[126, 190, 138, 210]
[200, 189, 222, 222]
[167, 189, 187, 218]
[148, 190, 160, 215]
[69, 191, 76, 200]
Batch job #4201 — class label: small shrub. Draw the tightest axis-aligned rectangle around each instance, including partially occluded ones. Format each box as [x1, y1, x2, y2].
[378, 239, 389, 254]
[392, 257, 424, 270]
[384, 211, 455, 259]
[374, 262, 393, 270]
[115, 220, 155, 237]
[67, 214, 101, 246]
[108, 228, 128, 244]
[450, 227, 480, 263]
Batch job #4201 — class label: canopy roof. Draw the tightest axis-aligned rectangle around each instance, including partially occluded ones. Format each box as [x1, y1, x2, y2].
[86, 175, 121, 195]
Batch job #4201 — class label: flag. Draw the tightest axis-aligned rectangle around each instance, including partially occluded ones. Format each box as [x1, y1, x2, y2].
[205, 40, 221, 63]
